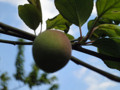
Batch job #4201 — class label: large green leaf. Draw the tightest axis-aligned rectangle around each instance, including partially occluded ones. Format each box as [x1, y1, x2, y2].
[96, 0, 120, 21]
[98, 24, 120, 37]
[87, 18, 112, 40]
[55, 0, 93, 26]
[92, 38, 120, 70]
[18, 4, 42, 30]
[28, 0, 42, 23]
[46, 14, 71, 33]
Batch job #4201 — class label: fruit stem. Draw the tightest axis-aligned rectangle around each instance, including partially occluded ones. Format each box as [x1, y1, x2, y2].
[79, 24, 83, 42]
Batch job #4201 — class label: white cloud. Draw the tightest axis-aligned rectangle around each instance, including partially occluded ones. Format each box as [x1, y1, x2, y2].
[91, 2, 97, 16]
[0, 0, 28, 6]
[84, 72, 118, 90]
[73, 67, 87, 79]
[72, 56, 119, 90]
[40, 0, 59, 31]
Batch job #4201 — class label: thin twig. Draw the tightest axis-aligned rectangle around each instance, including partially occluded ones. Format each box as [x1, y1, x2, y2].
[79, 25, 82, 41]
[82, 17, 100, 42]
[1, 22, 120, 63]
[72, 44, 120, 62]
[71, 56, 120, 82]
[0, 22, 36, 41]
[0, 39, 33, 45]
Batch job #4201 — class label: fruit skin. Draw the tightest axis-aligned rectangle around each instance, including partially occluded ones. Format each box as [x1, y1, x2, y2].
[32, 30, 72, 73]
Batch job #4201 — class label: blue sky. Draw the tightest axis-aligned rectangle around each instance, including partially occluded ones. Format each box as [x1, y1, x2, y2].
[0, 0, 120, 90]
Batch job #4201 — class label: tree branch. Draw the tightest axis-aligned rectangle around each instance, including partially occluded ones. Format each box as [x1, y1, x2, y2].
[0, 39, 33, 45]
[0, 29, 35, 41]
[82, 17, 100, 42]
[71, 56, 120, 82]
[0, 22, 35, 41]
[72, 44, 120, 62]
[1, 22, 120, 62]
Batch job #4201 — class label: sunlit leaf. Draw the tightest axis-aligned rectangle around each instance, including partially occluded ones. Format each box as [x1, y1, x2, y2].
[87, 18, 112, 40]
[98, 24, 120, 37]
[46, 14, 71, 33]
[55, 0, 93, 27]
[96, 0, 120, 21]
[66, 34, 74, 40]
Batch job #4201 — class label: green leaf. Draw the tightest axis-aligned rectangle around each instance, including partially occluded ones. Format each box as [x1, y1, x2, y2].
[46, 14, 71, 33]
[49, 84, 59, 90]
[88, 18, 113, 30]
[96, 0, 120, 21]
[28, 0, 41, 9]
[98, 24, 120, 37]
[1, 73, 10, 82]
[66, 34, 74, 40]
[87, 18, 112, 40]
[28, 0, 42, 23]
[18, 4, 42, 30]
[55, 0, 93, 26]
[14, 39, 25, 81]
[92, 38, 120, 70]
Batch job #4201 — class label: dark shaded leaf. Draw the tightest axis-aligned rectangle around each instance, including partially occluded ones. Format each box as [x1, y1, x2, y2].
[28, 0, 42, 23]
[24, 64, 39, 88]
[55, 0, 93, 26]
[14, 39, 25, 81]
[49, 84, 59, 90]
[92, 38, 120, 70]
[18, 4, 42, 30]
[0, 72, 10, 90]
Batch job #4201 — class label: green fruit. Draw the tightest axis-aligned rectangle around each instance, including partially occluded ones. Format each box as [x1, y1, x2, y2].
[32, 30, 72, 73]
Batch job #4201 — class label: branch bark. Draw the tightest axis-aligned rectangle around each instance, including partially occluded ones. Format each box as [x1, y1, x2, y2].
[0, 29, 35, 41]
[82, 17, 100, 42]
[0, 22, 35, 41]
[72, 44, 120, 62]
[71, 56, 120, 82]
[0, 39, 33, 45]
[1, 22, 120, 82]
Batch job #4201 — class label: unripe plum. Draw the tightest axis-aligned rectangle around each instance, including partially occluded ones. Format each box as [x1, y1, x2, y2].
[32, 30, 72, 73]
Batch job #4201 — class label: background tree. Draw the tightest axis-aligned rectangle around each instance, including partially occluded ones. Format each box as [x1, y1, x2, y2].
[1, 0, 120, 89]
[0, 39, 58, 90]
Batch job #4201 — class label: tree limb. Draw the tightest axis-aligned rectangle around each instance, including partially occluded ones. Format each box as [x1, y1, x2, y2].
[71, 56, 120, 82]
[82, 17, 100, 42]
[0, 22, 35, 41]
[72, 44, 120, 62]
[0, 39, 33, 45]
[0, 29, 35, 41]
[1, 22, 120, 62]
